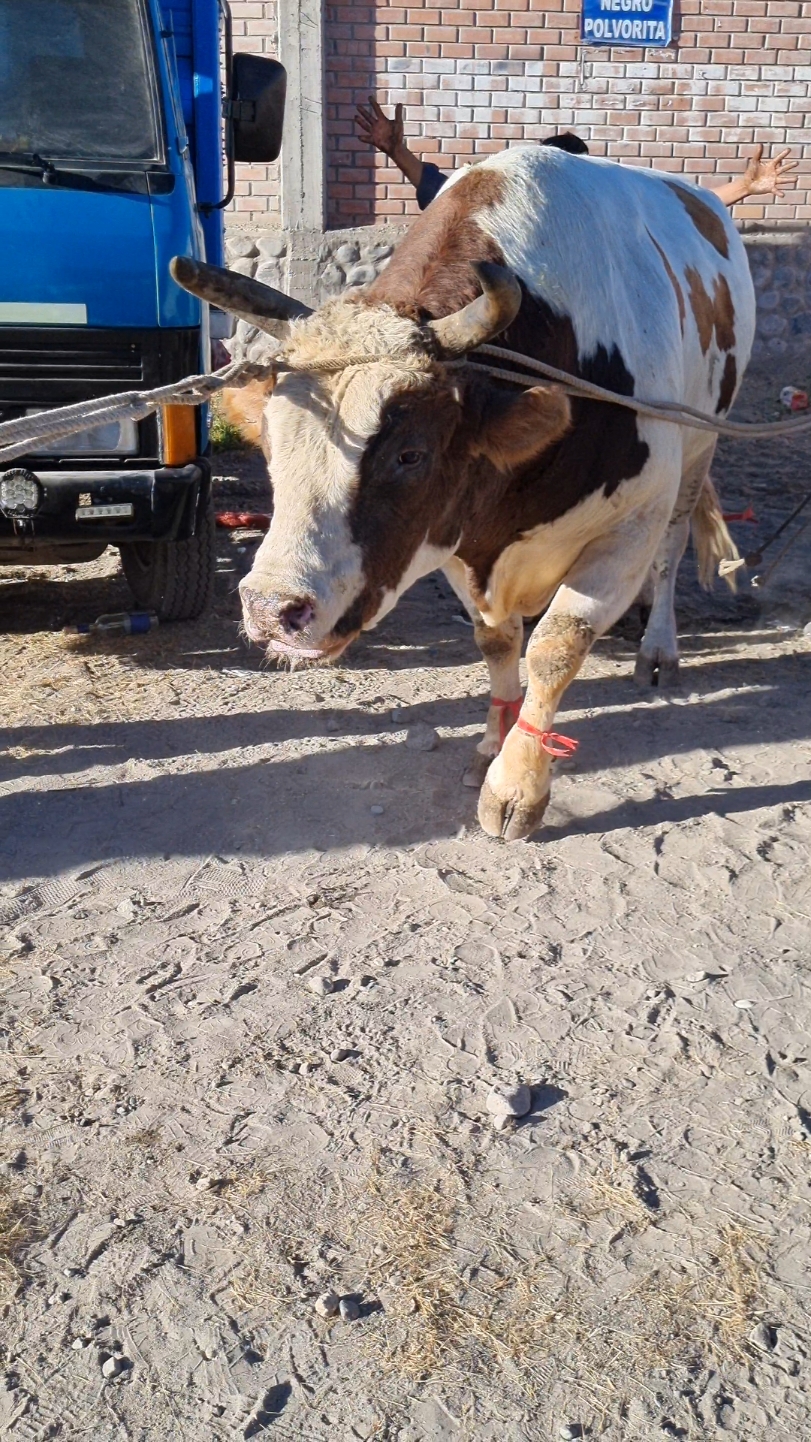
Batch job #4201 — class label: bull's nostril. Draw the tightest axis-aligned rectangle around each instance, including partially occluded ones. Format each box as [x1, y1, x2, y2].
[279, 599, 315, 634]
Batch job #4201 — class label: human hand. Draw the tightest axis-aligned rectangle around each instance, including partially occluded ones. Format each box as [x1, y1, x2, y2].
[355, 96, 404, 158]
[742, 144, 798, 199]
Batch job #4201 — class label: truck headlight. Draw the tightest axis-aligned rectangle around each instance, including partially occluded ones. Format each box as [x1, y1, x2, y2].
[25, 412, 138, 456]
[0, 468, 41, 516]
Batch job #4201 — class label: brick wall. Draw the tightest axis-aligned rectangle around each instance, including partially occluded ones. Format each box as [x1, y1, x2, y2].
[324, 0, 811, 228]
[231, 0, 282, 223]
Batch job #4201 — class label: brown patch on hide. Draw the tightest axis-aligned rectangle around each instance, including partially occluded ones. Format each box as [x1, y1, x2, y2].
[684, 268, 715, 354]
[716, 352, 737, 414]
[648, 231, 685, 335]
[332, 383, 466, 640]
[684, 267, 737, 360]
[364, 167, 508, 320]
[712, 274, 736, 353]
[665, 182, 730, 258]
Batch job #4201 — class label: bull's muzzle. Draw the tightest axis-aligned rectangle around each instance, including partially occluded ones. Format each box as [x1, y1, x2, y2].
[239, 584, 333, 659]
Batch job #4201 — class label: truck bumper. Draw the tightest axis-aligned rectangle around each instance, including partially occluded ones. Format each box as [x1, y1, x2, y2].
[0, 462, 209, 551]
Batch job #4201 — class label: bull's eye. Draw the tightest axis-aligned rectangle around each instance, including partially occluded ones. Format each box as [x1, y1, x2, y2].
[398, 449, 425, 468]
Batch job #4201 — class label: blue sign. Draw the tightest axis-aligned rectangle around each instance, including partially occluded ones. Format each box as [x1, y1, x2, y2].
[581, 0, 673, 46]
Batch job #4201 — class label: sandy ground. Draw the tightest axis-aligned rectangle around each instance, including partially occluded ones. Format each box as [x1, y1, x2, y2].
[1, 363, 810, 1441]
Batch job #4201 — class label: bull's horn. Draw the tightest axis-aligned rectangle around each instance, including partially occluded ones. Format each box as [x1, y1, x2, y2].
[428, 262, 522, 355]
[170, 256, 312, 333]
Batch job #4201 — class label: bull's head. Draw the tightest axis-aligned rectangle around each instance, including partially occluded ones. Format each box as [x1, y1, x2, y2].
[172, 255, 570, 660]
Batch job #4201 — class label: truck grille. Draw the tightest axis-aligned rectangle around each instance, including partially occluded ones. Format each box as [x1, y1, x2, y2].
[0, 329, 145, 404]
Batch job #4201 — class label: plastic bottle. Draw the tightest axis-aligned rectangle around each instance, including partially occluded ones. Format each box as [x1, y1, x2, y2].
[63, 611, 159, 636]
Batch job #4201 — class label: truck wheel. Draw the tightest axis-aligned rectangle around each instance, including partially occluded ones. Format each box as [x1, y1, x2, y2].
[119, 500, 215, 621]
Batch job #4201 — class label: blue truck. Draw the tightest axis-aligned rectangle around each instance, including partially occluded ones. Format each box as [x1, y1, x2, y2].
[0, 0, 284, 618]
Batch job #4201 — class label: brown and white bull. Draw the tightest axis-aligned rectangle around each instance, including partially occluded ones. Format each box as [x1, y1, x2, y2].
[173, 145, 755, 841]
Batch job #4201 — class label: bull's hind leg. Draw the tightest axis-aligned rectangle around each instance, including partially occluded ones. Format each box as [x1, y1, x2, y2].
[443, 557, 523, 788]
[635, 444, 716, 689]
[478, 498, 675, 842]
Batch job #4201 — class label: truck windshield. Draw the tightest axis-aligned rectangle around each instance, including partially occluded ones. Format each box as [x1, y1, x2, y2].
[0, 0, 160, 163]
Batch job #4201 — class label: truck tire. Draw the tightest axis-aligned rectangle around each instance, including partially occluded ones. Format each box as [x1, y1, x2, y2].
[119, 499, 215, 621]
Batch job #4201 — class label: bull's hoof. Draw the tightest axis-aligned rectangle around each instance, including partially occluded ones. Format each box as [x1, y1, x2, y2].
[478, 776, 551, 842]
[634, 650, 680, 690]
[462, 751, 491, 788]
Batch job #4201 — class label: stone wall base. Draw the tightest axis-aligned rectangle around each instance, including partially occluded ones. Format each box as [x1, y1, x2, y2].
[225, 221, 811, 360]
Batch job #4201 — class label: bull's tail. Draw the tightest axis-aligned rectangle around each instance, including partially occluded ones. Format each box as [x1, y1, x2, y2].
[215, 377, 276, 448]
[691, 474, 739, 592]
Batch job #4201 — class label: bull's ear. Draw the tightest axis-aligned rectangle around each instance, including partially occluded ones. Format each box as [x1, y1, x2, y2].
[469, 385, 570, 472]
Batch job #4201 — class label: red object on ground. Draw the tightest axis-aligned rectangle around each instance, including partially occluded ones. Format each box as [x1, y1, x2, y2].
[780, 386, 809, 412]
[722, 506, 758, 524]
[215, 512, 271, 530]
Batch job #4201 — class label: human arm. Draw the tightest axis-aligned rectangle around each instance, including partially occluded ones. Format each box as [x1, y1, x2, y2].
[709, 145, 797, 207]
[355, 96, 449, 207]
[355, 97, 424, 187]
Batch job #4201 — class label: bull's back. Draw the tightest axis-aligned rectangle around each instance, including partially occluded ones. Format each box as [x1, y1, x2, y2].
[471, 146, 754, 415]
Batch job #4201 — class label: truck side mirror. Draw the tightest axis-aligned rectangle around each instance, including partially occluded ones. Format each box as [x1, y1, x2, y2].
[230, 55, 286, 165]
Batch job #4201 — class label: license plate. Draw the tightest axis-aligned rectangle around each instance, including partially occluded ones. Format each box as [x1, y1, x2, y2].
[75, 503, 134, 521]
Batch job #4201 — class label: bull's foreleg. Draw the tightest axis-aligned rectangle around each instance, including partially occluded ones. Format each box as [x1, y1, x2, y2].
[635, 444, 716, 689]
[442, 558, 523, 787]
[478, 500, 674, 841]
[478, 612, 593, 840]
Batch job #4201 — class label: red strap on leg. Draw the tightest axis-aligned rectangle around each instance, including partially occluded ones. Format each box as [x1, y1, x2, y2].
[516, 718, 579, 758]
[491, 696, 522, 748]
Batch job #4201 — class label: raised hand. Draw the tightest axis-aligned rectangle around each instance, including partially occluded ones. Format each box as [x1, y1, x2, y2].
[742, 144, 798, 199]
[355, 96, 404, 158]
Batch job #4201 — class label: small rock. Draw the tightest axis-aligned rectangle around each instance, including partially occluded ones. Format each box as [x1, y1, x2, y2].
[257, 234, 287, 260]
[101, 1355, 122, 1378]
[226, 233, 259, 260]
[734, 999, 754, 1010]
[71, 1337, 90, 1351]
[330, 1047, 351, 1063]
[803, 621, 811, 639]
[370, 804, 385, 816]
[750, 1321, 776, 1353]
[334, 242, 360, 267]
[255, 261, 284, 288]
[0, 931, 26, 957]
[367, 243, 393, 263]
[230, 256, 257, 278]
[320, 264, 345, 295]
[195, 1173, 224, 1192]
[314, 1290, 340, 1318]
[492, 1113, 512, 1133]
[339, 1296, 360, 1322]
[344, 263, 378, 288]
[405, 722, 438, 752]
[559, 1427, 582, 1441]
[486, 1082, 532, 1119]
[326, 718, 340, 733]
[390, 708, 407, 724]
[308, 974, 334, 997]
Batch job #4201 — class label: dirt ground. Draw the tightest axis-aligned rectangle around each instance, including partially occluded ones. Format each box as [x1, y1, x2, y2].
[1, 363, 810, 1441]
